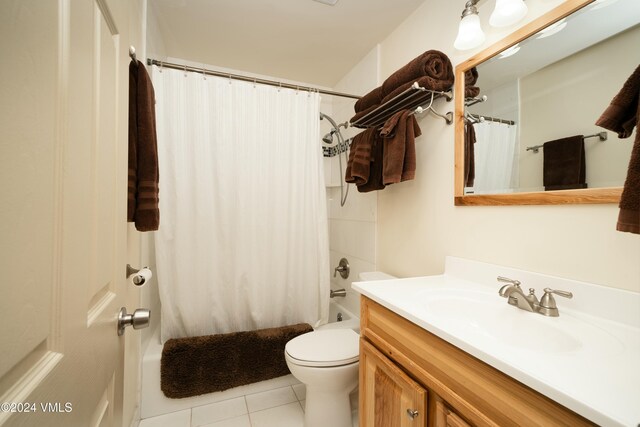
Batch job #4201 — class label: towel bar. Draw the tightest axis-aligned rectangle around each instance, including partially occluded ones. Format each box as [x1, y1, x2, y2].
[526, 132, 608, 153]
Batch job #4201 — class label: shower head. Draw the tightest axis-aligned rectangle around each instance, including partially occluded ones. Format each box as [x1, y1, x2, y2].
[322, 130, 335, 144]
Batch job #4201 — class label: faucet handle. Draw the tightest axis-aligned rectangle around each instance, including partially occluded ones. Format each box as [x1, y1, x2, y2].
[543, 288, 573, 299]
[497, 276, 521, 288]
[539, 288, 573, 317]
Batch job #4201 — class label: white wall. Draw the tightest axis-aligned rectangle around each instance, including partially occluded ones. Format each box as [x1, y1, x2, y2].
[364, 1, 640, 292]
[519, 26, 638, 190]
[326, 47, 380, 317]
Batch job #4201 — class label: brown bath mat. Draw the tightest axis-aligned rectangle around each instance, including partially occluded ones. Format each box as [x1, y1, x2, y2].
[160, 323, 313, 398]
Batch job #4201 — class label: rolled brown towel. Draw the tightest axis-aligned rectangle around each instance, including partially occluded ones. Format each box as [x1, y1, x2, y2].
[381, 75, 452, 105]
[465, 67, 480, 98]
[350, 104, 379, 124]
[354, 86, 383, 113]
[381, 50, 454, 98]
[596, 63, 640, 234]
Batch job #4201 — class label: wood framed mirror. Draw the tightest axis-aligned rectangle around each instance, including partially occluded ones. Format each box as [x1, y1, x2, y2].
[454, 0, 639, 206]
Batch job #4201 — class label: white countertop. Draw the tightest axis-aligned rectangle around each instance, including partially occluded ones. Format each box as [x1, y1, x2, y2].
[353, 257, 640, 427]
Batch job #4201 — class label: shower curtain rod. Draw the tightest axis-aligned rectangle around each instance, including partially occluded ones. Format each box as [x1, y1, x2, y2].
[146, 58, 361, 100]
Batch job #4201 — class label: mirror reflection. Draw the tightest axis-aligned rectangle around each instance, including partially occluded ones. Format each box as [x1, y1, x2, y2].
[464, 0, 640, 195]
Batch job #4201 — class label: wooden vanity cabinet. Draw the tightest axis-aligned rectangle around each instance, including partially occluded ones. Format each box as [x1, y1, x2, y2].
[359, 296, 596, 427]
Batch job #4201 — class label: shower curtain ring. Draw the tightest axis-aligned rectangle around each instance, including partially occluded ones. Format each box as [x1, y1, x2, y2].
[253, 78, 257, 88]
[202, 65, 206, 80]
[183, 64, 187, 77]
[159, 60, 163, 73]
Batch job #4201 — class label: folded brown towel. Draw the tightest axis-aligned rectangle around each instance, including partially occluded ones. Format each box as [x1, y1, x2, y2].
[543, 135, 587, 191]
[465, 123, 476, 187]
[402, 115, 421, 182]
[354, 86, 383, 113]
[381, 110, 409, 184]
[345, 128, 376, 185]
[129, 60, 160, 231]
[381, 50, 454, 98]
[596, 63, 640, 234]
[379, 110, 421, 184]
[161, 323, 313, 398]
[357, 132, 386, 193]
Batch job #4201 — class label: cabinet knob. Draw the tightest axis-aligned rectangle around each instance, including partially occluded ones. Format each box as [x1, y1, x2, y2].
[406, 409, 419, 419]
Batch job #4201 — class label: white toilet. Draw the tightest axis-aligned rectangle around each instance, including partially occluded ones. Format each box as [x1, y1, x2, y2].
[285, 329, 359, 427]
[285, 271, 396, 427]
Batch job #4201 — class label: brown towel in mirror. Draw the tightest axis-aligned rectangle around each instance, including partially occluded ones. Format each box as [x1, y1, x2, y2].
[381, 50, 454, 98]
[543, 136, 587, 191]
[596, 63, 640, 234]
[465, 124, 476, 188]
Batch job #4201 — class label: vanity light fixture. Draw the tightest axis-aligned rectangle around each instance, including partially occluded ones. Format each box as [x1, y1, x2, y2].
[454, 0, 486, 51]
[536, 18, 567, 39]
[489, 0, 528, 28]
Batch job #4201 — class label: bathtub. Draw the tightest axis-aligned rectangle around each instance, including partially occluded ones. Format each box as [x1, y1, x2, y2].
[140, 300, 360, 419]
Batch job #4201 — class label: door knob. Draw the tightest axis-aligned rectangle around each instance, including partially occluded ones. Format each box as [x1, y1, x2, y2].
[117, 307, 150, 336]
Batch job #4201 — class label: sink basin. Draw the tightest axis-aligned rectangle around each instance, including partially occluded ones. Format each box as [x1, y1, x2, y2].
[415, 288, 623, 356]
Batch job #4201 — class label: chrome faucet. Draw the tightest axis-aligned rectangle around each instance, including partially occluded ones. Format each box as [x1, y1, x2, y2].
[498, 276, 537, 312]
[497, 277, 572, 317]
[330, 288, 347, 298]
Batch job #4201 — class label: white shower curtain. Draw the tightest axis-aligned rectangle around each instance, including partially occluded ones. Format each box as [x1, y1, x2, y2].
[473, 121, 519, 194]
[153, 66, 329, 342]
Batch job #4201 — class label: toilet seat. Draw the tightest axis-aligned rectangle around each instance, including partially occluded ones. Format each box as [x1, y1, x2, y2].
[285, 329, 359, 367]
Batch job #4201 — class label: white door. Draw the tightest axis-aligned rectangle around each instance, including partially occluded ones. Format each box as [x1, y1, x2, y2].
[0, 1, 137, 426]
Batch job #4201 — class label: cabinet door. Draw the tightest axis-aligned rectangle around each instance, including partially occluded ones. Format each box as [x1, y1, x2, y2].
[360, 340, 428, 427]
[433, 396, 472, 427]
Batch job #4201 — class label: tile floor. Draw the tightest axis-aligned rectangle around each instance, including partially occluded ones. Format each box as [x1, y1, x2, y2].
[139, 384, 359, 427]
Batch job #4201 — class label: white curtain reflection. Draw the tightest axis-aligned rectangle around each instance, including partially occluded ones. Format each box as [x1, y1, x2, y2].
[473, 121, 519, 194]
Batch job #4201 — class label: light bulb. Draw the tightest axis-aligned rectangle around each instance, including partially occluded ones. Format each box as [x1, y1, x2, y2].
[490, 0, 528, 28]
[454, 13, 486, 51]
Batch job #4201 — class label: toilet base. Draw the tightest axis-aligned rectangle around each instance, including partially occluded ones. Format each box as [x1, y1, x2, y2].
[304, 386, 355, 427]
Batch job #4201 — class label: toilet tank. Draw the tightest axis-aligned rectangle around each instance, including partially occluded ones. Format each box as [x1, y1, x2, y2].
[358, 271, 397, 281]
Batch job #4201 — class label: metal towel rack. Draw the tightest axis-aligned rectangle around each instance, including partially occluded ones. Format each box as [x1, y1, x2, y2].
[526, 132, 608, 153]
[350, 82, 453, 128]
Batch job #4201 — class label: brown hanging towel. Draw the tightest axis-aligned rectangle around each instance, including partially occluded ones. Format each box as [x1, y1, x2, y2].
[596, 63, 640, 234]
[128, 59, 160, 231]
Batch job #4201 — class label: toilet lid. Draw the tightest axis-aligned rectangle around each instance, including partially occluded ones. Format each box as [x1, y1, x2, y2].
[285, 329, 359, 367]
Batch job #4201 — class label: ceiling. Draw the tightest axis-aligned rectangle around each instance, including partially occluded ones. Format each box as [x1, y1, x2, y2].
[150, 0, 425, 88]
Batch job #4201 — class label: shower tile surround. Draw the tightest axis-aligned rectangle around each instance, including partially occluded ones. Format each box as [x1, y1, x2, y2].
[326, 45, 380, 317]
[139, 383, 359, 427]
